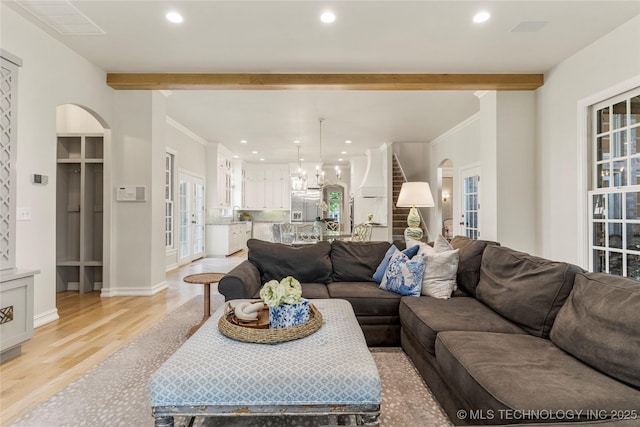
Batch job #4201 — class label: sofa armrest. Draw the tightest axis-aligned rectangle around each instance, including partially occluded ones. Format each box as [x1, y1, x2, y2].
[218, 260, 262, 301]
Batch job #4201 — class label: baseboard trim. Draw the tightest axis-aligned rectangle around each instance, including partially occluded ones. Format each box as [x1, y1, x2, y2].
[34, 308, 60, 328]
[100, 280, 168, 297]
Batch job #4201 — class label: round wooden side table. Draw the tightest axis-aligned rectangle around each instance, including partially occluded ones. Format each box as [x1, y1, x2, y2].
[183, 272, 225, 336]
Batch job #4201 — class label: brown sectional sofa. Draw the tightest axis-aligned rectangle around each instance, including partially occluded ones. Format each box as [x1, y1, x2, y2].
[218, 236, 640, 425]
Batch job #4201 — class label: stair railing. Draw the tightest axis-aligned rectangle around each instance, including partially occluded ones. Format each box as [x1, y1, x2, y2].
[392, 153, 430, 241]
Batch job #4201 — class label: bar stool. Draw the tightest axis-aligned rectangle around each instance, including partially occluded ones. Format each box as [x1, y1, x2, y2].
[183, 272, 225, 336]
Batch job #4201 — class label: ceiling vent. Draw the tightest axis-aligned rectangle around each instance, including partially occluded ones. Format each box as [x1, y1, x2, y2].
[510, 21, 548, 33]
[15, 0, 105, 35]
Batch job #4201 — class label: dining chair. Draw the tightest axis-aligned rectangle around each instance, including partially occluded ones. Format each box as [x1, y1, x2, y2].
[295, 224, 321, 244]
[351, 223, 373, 242]
[280, 222, 296, 244]
[325, 221, 340, 232]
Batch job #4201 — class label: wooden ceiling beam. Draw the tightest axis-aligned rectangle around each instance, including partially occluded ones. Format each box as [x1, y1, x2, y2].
[106, 73, 543, 91]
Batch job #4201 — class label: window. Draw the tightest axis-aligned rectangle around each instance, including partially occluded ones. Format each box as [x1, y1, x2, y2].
[165, 152, 174, 249]
[588, 88, 640, 278]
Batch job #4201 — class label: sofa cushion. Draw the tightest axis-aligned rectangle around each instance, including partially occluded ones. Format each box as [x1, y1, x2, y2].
[476, 245, 583, 338]
[435, 331, 640, 424]
[331, 241, 392, 282]
[449, 236, 500, 297]
[327, 281, 402, 317]
[248, 239, 332, 284]
[550, 272, 640, 389]
[399, 297, 526, 355]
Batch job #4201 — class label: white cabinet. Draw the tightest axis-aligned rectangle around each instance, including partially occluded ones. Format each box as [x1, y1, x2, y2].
[206, 223, 247, 256]
[216, 147, 233, 208]
[243, 164, 290, 209]
[1, 269, 38, 362]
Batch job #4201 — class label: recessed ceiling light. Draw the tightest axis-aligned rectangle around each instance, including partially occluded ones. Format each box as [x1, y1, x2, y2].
[166, 11, 183, 24]
[251, 150, 258, 154]
[338, 158, 343, 162]
[473, 11, 491, 23]
[240, 140, 248, 144]
[293, 140, 300, 144]
[260, 158, 265, 161]
[341, 151, 347, 154]
[232, 155, 239, 159]
[345, 140, 352, 144]
[300, 158, 305, 162]
[320, 11, 336, 24]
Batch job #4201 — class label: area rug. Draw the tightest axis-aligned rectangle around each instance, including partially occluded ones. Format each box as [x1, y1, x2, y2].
[12, 296, 452, 427]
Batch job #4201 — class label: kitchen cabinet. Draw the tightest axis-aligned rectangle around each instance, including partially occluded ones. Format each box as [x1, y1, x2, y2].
[216, 146, 233, 208]
[206, 223, 247, 256]
[243, 164, 290, 209]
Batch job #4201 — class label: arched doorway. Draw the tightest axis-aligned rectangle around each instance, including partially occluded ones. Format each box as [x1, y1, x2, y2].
[437, 159, 454, 240]
[55, 104, 111, 295]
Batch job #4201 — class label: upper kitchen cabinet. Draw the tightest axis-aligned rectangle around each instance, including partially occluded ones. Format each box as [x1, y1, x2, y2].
[243, 164, 290, 209]
[216, 145, 233, 208]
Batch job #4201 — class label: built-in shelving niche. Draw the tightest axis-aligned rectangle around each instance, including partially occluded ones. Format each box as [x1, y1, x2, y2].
[56, 134, 103, 293]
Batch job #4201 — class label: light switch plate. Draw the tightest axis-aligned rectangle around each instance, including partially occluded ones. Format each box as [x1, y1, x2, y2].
[16, 207, 31, 221]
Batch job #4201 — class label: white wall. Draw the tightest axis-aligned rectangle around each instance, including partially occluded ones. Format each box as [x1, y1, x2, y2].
[1, 5, 114, 326]
[108, 91, 167, 296]
[536, 14, 640, 266]
[427, 115, 481, 239]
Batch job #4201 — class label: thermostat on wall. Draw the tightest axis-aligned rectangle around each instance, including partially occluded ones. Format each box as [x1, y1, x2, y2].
[117, 185, 146, 202]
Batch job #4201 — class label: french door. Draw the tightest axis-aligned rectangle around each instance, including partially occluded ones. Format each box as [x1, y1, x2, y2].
[178, 172, 205, 265]
[461, 166, 480, 240]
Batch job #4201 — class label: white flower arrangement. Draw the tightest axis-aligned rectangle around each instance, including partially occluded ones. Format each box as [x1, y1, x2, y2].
[260, 276, 303, 308]
[260, 276, 309, 328]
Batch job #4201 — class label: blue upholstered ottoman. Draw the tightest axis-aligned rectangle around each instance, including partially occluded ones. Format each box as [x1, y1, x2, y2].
[148, 299, 381, 426]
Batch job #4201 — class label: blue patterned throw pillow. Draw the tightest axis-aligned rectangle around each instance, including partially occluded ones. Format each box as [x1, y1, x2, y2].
[372, 244, 420, 283]
[379, 251, 426, 296]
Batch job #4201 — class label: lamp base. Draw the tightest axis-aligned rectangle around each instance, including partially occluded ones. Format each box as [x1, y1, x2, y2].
[404, 227, 424, 241]
[404, 206, 424, 240]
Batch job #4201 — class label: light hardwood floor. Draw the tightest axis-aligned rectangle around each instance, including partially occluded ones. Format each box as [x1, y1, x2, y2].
[0, 253, 246, 426]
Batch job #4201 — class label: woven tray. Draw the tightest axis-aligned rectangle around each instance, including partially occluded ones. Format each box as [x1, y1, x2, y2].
[218, 303, 323, 344]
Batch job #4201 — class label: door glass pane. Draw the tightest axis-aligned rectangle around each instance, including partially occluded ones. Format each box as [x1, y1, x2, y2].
[593, 194, 606, 219]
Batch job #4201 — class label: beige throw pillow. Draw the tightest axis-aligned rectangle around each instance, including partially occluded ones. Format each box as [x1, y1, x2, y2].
[412, 235, 459, 299]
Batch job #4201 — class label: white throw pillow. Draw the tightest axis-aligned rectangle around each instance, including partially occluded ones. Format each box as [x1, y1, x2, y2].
[421, 248, 459, 299]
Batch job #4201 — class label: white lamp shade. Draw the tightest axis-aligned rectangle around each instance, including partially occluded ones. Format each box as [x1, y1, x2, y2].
[396, 182, 435, 207]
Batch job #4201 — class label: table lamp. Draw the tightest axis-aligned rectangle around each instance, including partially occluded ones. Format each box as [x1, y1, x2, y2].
[396, 181, 435, 241]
